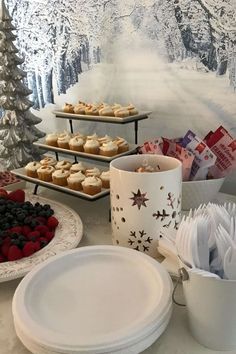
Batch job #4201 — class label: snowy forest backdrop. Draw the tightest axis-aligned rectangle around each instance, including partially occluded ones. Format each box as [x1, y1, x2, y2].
[3, 0, 236, 143]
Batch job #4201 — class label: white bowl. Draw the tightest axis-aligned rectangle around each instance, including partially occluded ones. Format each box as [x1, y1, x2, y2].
[182, 178, 225, 210]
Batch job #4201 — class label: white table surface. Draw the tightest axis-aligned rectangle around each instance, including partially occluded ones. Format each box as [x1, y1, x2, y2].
[1, 186, 236, 354]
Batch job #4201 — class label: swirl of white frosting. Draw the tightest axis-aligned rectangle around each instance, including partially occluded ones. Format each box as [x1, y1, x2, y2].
[100, 171, 110, 181]
[25, 161, 41, 171]
[67, 171, 85, 183]
[46, 133, 58, 140]
[70, 162, 86, 173]
[37, 165, 55, 173]
[100, 141, 118, 152]
[69, 136, 84, 146]
[82, 176, 102, 187]
[55, 160, 72, 170]
[85, 167, 100, 177]
[84, 139, 99, 148]
[52, 169, 70, 178]
[87, 133, 98, 140]
[40, 157, 57, 166]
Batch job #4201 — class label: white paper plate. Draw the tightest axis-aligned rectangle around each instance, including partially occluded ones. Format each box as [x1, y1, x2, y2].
[0, 193, 83, 282]
[13, 246, 172, 353]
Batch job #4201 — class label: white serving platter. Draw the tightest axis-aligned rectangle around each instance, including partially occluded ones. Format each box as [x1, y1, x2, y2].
[53, 110, 152, 124]
[13, 246, 172, 353]
[0, 193, 83, 282]
[34, 141, 137, 162]
[11, 168, 110, 201]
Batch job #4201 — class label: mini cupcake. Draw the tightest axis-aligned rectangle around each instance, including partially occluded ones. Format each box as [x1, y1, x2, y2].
[69, 136, 84, 152]
[55, 160, 72, 170]
[100, 171, 110, 189]
[40, 156, 57, 167]
[83, 139, 100, 155]
[73, 103, 86, 114]
[98, 135, 112, 146]
[63, 103, 74, 113]
[126, 104, 139, 116]
[57, 132, 71, 149]
[112, 103, 122, 111]
[37, 165, 55, 182]
[25, 161, 41, 178]
[115, 137, 129, 153]
[85, 167, 101, 177]
[99, 106, 114, 117]
[99, 141, 118, 157]
[52, 169, 70, 186]
[45, 133, 58, 147]
[81, 176, 102, 195]
[85, 105, 99, 116]
[87, 133, 98, 140]
[67, 171, 85, 191]
[70, 162, 86, 174]
[74, 131, 86, 141]
[114, 108, 130, 118]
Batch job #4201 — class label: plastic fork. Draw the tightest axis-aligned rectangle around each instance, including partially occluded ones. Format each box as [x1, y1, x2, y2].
[224, 246, 236, 280]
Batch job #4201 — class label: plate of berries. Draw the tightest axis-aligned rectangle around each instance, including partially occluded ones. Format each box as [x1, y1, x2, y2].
[0, 188, 83, 282]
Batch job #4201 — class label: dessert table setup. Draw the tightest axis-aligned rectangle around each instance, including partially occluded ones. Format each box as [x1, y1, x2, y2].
[1, 184, 236, 354]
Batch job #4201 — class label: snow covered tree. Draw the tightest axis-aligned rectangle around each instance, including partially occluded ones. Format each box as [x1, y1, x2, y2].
[0, 0, 45, 170]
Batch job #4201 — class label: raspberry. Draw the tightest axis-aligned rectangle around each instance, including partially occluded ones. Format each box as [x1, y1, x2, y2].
[27, 231, 40, 240]
[1, 244, 10, 258]
[47, 216, 59, 229]
[8, 189, 25, 203]
[22, 225, 32, 237]
[9, 226, 22, 234]
[23, 242, 35, 257]
[35, 216, 47, 225]
[45, 231, 54, 241]
[33, 241, 41, 252]
[8, 245, 23, 261]
[0, 189, 8, 199]
[34, 225, 49, 236]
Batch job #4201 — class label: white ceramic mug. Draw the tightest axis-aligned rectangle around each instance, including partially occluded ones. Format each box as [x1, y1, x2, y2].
[110, 154, 182, 258]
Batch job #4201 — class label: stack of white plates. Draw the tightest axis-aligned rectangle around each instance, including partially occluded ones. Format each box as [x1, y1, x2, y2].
[12, 246, 173, 354]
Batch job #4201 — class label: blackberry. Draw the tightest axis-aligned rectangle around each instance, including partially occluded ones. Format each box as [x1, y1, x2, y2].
[11, 239, 20, 246]
[0, 205, 6, 213]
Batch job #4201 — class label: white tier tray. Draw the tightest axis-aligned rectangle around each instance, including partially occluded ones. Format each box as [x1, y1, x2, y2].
[0, 193, 83, 282]
[11, 168, 110, 201]
[53, 110, 152, 123]
[12, 246, 172, 354]
[34, 141, 137, 162]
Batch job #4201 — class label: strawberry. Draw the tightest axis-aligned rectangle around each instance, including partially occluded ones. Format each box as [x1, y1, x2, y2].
[22, 225, 32, 237]
[0, 189, 8, 199]
[34, 225, 49, 236]
[45, 231, 54, 241]
[8, 189, 25, 203]
[27, 231, 40, 240]
[8, 245, 23, 261]
[47, 216, 59, 229]
[22, 242, 35, 257]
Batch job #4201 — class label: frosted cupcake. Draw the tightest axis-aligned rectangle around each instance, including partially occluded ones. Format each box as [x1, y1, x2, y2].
[114, 108, 130, 118]
[25, 161, 41, 178]
[37, 165, 55, 182]
[99, 141, 118, 157]
[40, 156, 57, 167]
[57, 132, 71, 150]
[52, 169, 70, 186]
[115, 137, 129, 153]
[83, 139, 100, 155]
[63, 103, 74, 113]
[98, 135, 112, 146]
[87, 133, 98, 140]
[126, 104, 139, 116]
[69, 136, 84, 152]
[73, 103, 86, 115]
[74, 131, 86, 141]
[70, 162, 86, 174]
[100, 171, 110, 189]
[67, 171, 85, 191]
[99, 106, 114, 117]
[45, 133, 58, 147]
[85, 105, 99, 116]
[85, 167, 101, 177]
[81, 176, 102, 195]
[55, 160, 72, 170]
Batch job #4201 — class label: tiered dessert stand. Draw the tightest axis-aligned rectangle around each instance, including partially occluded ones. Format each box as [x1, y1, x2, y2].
[12, 110, 151, 201]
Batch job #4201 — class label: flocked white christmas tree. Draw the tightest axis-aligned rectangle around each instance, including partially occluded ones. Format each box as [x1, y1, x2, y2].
[0, 0, 45, 170]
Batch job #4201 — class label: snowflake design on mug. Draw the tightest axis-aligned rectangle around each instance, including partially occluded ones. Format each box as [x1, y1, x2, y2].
[128, 230, 153, 252]
[130, 189, 149, 210]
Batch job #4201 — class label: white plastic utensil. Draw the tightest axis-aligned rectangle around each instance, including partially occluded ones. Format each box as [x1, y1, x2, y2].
[189, 268, 220, 279]
[224, 246, 236, 280]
